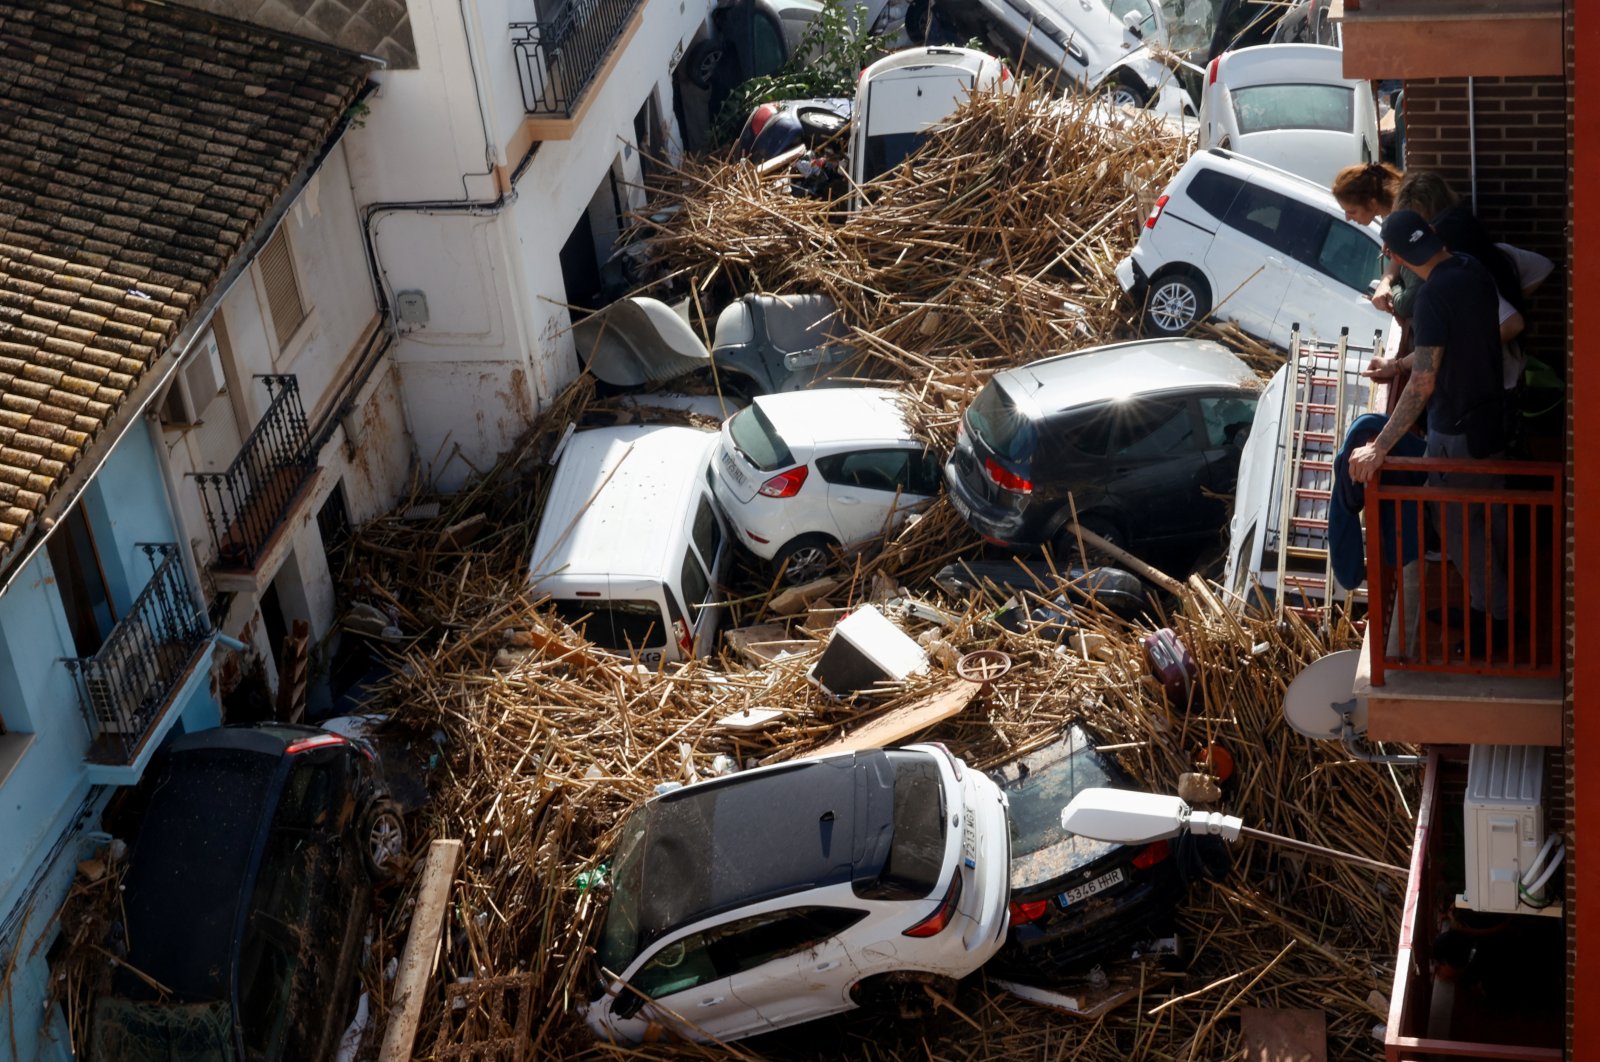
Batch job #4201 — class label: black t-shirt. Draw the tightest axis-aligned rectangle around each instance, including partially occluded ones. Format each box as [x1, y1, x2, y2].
[1412, 254, 1505, 452]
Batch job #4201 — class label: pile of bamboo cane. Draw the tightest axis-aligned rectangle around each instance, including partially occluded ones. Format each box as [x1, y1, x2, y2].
[332, 84, 1412, 1060]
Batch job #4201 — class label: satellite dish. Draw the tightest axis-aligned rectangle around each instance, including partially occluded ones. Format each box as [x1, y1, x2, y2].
[1282, 649, 1368, 740]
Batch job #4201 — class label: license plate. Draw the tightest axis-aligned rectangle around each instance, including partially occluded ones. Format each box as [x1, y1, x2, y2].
[950, 491, 971, 522]
[719, 450, 748, 488]
[960, 816, 978, 869]
[1060, 867, 1124, 907]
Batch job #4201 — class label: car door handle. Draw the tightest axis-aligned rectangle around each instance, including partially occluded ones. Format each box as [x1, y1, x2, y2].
[1265, 255, 1287, 268]
[815, 961, 841, 972]
[836, 496, 861, 505]
[698, 996, 725, 1007]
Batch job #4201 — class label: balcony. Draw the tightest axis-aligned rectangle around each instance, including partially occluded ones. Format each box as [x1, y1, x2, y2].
[1338, 0, 1563, 79]
[1356, 455, 1564, 747]
[511, 0, 645, 136]
[63, 544, 212, 769]
[194, 375, 320, 593]
[1385, 749, 1563, 1060]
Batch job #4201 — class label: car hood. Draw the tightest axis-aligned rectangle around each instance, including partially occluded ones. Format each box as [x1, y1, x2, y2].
[574, 297, 710, 387]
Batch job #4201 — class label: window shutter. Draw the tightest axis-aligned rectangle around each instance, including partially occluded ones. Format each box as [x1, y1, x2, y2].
[259, 228, 307, 348]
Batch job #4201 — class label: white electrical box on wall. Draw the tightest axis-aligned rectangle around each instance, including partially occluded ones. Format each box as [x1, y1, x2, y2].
[1461, 745, 1549, 914]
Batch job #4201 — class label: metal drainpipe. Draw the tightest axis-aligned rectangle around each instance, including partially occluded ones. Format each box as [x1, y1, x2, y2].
[1468, 76, 1478, 212]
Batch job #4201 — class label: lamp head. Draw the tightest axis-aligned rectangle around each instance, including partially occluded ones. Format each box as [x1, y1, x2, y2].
[1060, 788, 1243, 844]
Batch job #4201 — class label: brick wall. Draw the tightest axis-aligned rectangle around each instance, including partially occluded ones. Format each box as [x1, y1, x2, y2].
[1401, 77, 1568, 366]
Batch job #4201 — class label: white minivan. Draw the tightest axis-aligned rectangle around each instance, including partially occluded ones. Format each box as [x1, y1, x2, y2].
[1116, 148, 1393, 349]
[527, 424, 729, 665]
[849, 46, 1014, 207]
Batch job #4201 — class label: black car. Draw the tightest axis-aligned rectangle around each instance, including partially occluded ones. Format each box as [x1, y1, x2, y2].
[989, 725, 1183, 974]
[90, 724, 405, 1061]
[944, 338, 1259, 558]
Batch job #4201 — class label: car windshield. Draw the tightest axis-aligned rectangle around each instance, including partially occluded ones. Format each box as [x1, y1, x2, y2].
[864, 750, 949, 899]
[597, 805, 651, 977]
[550, 599, 666, 652]
[991, 727, 1121, 884]
[862, 132, 925, 184]
[966, 383, 1037, 462]
[729, 404, 794, 471]
[1231, 84, 1354, 134]
[1159, 0, 1279, 58]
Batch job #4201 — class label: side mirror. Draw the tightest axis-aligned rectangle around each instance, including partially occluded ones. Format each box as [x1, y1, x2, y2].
[1123, 11, 1145, 37]
[611, 984, 647, 1020]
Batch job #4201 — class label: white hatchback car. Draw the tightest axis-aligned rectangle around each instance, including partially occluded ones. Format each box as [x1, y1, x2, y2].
[1116, 148, 1392, 349]
[1197, 44, 1380, 185]
[585, 743, 1011, 1045]
[850, 46, 1015, 207]
[710, 388, 941, 582]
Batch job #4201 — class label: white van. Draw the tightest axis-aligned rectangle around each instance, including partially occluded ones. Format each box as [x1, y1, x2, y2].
[528, 425, 729, 665]
[849, 46, 1014, 208]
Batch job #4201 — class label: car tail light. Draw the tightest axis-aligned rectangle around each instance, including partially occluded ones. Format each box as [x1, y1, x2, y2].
[748, 102, 778, 139]
[1207, 56, 1220, 85]
[984, 457, 1032, 494]
[286, 733, 348, 755]
[904, 873, 963, 937]
[1132, 839, 1171, 869]
[1009, 899, 1048, 925]
[1144, 193, 1169, 229]
[744, 529, 770, 544]
[1000, 64, 1013, 85]
[674, 619, 693, 657]
[759, 465, 809, 498]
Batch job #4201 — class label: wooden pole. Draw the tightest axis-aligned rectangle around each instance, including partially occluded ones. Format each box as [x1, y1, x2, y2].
[379, 839, 462, 1062]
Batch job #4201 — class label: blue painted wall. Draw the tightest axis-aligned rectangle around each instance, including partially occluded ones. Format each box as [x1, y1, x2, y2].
[0, 427, 222, 1062]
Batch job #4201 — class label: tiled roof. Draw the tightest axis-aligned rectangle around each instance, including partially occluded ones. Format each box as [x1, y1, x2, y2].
[0, 0, 374, 568]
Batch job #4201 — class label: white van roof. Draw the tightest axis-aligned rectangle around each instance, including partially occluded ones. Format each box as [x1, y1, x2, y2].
[528, 424, 716, 590]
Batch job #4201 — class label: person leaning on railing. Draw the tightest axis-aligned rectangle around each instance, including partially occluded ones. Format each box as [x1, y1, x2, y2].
[1347, 210, 1510, 640]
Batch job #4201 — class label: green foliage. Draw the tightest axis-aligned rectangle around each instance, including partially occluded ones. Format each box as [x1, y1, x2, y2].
[713, 0, 888, 143]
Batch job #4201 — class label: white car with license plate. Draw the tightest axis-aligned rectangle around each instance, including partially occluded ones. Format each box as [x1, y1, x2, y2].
[1197, 44, 1380, 186]
[1116, 148, 1392, 349]
[710, 388, 942, 583]
[585, 743, 1010, 1044]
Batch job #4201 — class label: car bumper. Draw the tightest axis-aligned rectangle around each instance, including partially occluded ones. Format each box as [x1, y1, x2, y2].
[1115, 255, 1144, 295]
[943, 462, 1042, 548]
[999, 867, 1182, 973]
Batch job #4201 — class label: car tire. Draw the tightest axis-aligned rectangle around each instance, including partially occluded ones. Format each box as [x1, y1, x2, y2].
[1107, 70, 1152, 109]
[797, 106, 848, 137]
[1052, 514, 1125, 567]
[850, 972, 954, 1019]
[1143, 269, 1211, 336]
[683, 38, 725, 90]
[361, 799, 406, 882]
[775, 535, 837, 585]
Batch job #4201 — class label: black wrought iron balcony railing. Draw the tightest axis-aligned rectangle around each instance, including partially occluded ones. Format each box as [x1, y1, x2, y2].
[194, 375, 316, 573]
[63, 544, 211, 765]
[511, 0, 643, 117]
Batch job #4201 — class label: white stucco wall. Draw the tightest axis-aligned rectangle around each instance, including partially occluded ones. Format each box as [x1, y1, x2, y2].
[342, 0, 711, 490]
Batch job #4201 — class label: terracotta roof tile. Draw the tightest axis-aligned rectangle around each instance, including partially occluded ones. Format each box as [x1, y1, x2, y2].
[0, 0, 372, 556]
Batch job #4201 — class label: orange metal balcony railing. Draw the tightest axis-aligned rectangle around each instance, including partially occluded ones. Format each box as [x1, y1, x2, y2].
[1364, 456, 1564, 686]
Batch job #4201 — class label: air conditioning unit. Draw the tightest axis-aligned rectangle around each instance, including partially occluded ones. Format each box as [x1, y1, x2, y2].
[159, 329, 226, 426]
[1461, 745, 1552, 914]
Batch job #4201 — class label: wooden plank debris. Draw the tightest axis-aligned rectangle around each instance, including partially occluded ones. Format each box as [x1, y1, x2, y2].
[379, 838, 463, 1062]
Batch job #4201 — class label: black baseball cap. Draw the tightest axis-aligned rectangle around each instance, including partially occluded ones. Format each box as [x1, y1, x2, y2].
[1380, 209, 1446, 266]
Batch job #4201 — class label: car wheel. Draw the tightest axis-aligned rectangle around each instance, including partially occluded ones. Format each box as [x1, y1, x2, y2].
[1053, 514, 1125, 567]
[362, 800, 406, 881]
[1143, 269, 1211, 336]
[775, 535, 837, 585]
[850, 972, 955, 1019]
[797, 107, 848, 136]
[683, 38, 724, 90]
[1107, 71, 1152, 109]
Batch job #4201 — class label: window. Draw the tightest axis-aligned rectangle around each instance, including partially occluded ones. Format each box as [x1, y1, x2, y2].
[728, 405, 794, 471]
[858, 751, 948, 900]
[817, 450, 912, 493]
[751, 12, 786, 76]
[1198, 395, 1259, 448]
[549, 599, 665, 651]
[1224, 184, 1326, 260]
[47, 504, 115, 657]
[259, 227, 307, 349]
[1109, 0, 1156, 34]
[691, 496, 722, 571]
[1314, 222, 1383, 293]
[679, 548, 710, 612]
[632, 907, 867, 1000]
[1231, 84, 1354, 135]
[1185, 168, 1243, 220]
[862, 132, 926, 185]
[966, 384, 1038, 462]
[1071, 399, 1196, 460]
[159, 328, 227, 426]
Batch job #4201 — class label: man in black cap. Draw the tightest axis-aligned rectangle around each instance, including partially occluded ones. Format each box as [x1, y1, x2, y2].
[1349, 208, 1507, 632]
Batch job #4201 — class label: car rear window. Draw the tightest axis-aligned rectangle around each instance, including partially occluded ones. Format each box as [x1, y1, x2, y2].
[996, 734, 1115, 861]
[1185, 167, 1243, 219]
[862, 132, 924, 184]
[1231, 84, 1354, 134]
[728, 404, 794, 472]
[550, 598, 666, 651]
[859, 751, 947, 900]
[966, 383, 1037, 462]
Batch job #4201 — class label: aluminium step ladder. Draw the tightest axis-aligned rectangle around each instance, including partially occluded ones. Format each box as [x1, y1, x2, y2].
[1270, 326, 1382, 622]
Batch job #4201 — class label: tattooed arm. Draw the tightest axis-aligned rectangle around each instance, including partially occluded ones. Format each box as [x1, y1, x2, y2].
[1349, 344, 1441, 483]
